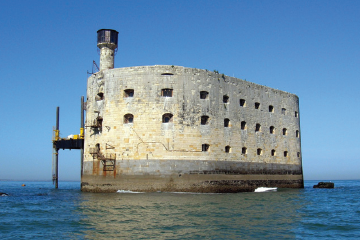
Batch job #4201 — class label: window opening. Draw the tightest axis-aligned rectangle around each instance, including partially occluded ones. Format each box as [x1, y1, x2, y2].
[162, 113, 173, 123]
[242, 147, 247, 154]
[269, 105, 274, 112]
[161, 88, 173, 97]
[225, 146, 231, 153]
[255, 102, 260, 109]
[271, 149, 276, 156]
[95, 92, 104, 101]
[257, 148, 262, 155]
[201, 116, 210, 125]
[224, 118, 230, 127]
[223, 95, 229, 103]
[241, 121, 246, 130]
[255, 123, 261, 132]
[202, 144, 210, 152]
[296, 130, 299, 138]
[270, 126, 275, 134]
[297, 152, 300, 157]
[161, 73, 174, 75]
[284, 151, 288, 157]
[200, 91, 209, 99]
[95, 143, 100, 153]
[240, 99, 246, 107]
[283, 128, 287, 135]
[282, 108, 286, 115]
[295, 111, 298, 118]
[124, 114, 134, 124]
[124, 89, 134, 97]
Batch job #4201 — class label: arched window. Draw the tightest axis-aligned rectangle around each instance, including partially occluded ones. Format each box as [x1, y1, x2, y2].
[255, 102, 260, 109]
[240, 99, 246, 107]
[270, 126, 275, 134]
[269, 105, 274, 113]
[271, 149, 276, 156]
[161, 88, 173, 97]
[225, 146, 231, 153]
[202, 144, 210, 152]
[296, 130, 299, 138]
[201, 115, 210, 125]
[200, 91, 209, 99]
[283, 128, 287, 135]
[224, 118, 230, 127]
[124, 89, 134, 97]
[284, 151, 288, 157]
[242, 147, 247, 154]
[255, 123, 261, 132]
[257, 148, 262, 155]
[223, 95, 229, 103]
[241, 121, 247, 130]
[162, 113, 173, 123]
[124, 114, 134, 124]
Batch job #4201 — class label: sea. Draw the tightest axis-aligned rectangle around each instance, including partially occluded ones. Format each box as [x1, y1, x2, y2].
[1, 180, 359, 239]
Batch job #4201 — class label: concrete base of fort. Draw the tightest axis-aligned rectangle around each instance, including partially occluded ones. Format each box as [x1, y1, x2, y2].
[81, 159, 304, 193]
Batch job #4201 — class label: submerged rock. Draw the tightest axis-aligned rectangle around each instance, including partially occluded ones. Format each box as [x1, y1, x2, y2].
[0, 192, 9, 196]
[313, 182, 334, 188]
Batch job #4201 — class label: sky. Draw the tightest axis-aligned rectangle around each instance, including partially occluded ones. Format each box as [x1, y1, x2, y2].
[0, 0, 359, 181]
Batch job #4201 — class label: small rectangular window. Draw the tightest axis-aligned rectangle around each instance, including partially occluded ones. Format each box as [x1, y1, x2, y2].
[255, 102, 260, 109]
[200, 91, 209, 99]
[282, 108, 286, 115]
[202, 144, 210, 152]
[124, 89, 134, 98]
[240, 99, 246, 107]
[295, 111, 298, 118]
[161, 89, 173, 97]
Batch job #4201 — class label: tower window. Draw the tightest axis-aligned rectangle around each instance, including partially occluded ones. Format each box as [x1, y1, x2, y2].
[124, 114, 134, 124]
[295, 111, 299, 118]
[124, 89, 134, 97]
[270, 126, 275, 134]
[257, 148, 262, 155]
[161, 89, 173, 97]
[242, 147, 247, 154]
[240, 99, 246, 107]
[225, 146, 231, 153]
[201, 116, 210, 125]
[200, 91, 209, 99]
[282, 108, 286, 115]
[297, 152, 301, 157]
[202, 144, 210, 152]
[255, 123, 261, 132]
[224, 118, 230, 127]
[161, 73, 174, 76]
[283, 128, 287, 135]
[284, 151, 288, 157]
[255, 102, 260, 109]
[162, 113, 173, 123]
[269, 105, 274, 113]
[241, 121, 247, 130]
[223, 95, 229, 103]
[271, 149, 276, 156]
[95, 92, 104, 101]
[296, 130, 299, 138]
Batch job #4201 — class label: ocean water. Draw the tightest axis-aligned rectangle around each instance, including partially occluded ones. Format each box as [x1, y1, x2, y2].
[1, 180, 359, 239]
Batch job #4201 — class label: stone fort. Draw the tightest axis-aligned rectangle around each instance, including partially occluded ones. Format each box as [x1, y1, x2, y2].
[81, 29, 303, 192]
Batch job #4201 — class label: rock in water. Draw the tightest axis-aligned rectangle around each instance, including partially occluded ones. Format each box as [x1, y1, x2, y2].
[313, 182, 334, 188]
[0, 192, 9, 196]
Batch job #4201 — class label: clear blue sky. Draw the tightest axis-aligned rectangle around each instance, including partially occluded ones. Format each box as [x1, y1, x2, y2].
[0, 0, 359, 181]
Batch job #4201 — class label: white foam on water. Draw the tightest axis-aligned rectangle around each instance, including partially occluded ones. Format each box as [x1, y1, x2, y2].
[116, 190, 144, 193]
[254, 187, 277, 192]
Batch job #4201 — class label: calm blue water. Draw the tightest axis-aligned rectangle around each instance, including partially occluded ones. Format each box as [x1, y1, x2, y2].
[1, 180, 359, 239]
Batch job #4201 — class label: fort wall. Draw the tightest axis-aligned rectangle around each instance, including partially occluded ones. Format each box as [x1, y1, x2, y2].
[82, 65, 303, 192]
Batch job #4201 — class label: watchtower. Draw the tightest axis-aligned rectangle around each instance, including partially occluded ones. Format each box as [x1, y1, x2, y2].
[97, 29, 119, 71]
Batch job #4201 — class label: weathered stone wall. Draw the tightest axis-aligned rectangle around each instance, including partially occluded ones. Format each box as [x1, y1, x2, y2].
[82, 65, 303, 192]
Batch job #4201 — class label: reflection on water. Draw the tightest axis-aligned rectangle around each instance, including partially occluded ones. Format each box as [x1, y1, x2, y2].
[78, 189, 304, 239]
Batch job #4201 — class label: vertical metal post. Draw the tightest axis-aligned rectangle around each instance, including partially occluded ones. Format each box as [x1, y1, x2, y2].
[55, 107, 59, 189]
[80, 96, 84, 177]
